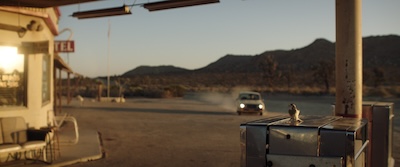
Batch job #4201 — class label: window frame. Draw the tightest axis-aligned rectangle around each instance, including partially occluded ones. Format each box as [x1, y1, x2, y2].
[42, 54, 51, 105]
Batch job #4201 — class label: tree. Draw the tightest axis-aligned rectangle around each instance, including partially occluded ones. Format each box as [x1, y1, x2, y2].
[312, 60, 335, 93]
[258, 55, 280, 87]
[114, 77, 130, 97]
[372, 67, 385, 88]
[283, 65, 294, 90]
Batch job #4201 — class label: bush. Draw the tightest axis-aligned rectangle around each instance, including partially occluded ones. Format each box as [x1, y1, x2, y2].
[144, 89, 165, 98]
[165, 85, 187, 97]
[363, 86, 394, 98]
[122, 85, 188, 98]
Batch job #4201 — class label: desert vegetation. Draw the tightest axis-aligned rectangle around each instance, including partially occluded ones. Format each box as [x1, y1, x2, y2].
[60, 35, 400, 99]
[61, 64, 400, 99]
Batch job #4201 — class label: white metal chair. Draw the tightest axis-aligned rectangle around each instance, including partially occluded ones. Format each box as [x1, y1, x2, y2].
[48, 110, 79, 145]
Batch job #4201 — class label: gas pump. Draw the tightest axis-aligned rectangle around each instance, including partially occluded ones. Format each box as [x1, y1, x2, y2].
[239, 102, 394, 167]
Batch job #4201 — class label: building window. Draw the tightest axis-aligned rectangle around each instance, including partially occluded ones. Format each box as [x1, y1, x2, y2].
[42, 54, 50, 104]
[0, 46, 26, 107]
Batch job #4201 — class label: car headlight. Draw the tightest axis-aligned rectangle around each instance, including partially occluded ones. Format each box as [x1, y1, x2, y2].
[258, 104, 264, 109]
[239, 103, 245, 108]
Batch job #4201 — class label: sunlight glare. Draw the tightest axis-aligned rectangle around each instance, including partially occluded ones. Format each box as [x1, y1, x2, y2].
[0, 46, 24, 73]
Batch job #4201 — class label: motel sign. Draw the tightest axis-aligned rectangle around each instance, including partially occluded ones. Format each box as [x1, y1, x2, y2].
[55, 40, 75, 52]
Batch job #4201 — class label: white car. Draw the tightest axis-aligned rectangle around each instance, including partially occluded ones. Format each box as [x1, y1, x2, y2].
[236, 92, 265, 115]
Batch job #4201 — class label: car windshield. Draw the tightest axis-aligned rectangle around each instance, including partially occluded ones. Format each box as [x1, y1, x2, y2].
[239, 93, 260, 100]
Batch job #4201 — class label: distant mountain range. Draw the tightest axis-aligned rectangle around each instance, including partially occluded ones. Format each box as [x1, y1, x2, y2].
[121, 35, 400, 84]
[122, 65, 188, 76]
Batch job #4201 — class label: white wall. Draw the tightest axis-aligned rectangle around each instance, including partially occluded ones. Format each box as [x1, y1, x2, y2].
[0, 8, 58, 128]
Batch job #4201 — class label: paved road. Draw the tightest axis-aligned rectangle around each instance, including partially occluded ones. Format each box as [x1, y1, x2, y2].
[65, 96, 266, 167]
[64, 94, 399, 167]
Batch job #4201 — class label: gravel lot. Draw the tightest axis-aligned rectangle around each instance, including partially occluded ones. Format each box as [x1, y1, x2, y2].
[64, 93, 399, 167]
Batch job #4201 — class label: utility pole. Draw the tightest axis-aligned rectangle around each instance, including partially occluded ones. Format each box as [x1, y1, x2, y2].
[107, 19, 111, 99]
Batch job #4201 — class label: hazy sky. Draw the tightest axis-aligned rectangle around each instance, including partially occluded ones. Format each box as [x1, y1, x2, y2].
[56, 0, 400, 77]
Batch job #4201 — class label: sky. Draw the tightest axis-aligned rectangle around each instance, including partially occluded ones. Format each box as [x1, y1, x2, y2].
[56, 0, 400, 78]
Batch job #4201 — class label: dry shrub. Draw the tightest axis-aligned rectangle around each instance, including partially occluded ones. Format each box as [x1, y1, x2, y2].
[394, 86, 400, 97]
[287, 86, 324, 95]
[363, 86, 394, 98]
[328, 87, 336, 95]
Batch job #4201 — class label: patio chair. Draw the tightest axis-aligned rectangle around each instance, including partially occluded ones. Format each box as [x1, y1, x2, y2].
[0, 117, 49, 163]
[47, 110, 79, 145]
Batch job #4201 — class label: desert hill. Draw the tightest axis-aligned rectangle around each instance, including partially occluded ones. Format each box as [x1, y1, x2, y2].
[122, 65, 189, 76]
[122, 35, 400, 79]
[86, 34, 400, 97]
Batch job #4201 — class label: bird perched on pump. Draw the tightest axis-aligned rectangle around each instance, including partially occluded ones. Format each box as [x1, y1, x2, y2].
[288, 103, 302, 123]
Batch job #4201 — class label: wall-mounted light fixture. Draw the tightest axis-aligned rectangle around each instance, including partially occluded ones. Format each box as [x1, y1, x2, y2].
[143, 0, 219, 12]
[71, 5, 131, 19]
[26, 20, 43, 32]
[0, 23, 27, 38]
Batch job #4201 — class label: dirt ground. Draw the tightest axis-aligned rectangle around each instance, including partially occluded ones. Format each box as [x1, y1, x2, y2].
[63, 93, 399, 167]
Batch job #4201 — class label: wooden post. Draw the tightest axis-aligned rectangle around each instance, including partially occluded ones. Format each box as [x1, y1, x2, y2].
[335, 0, 362, 118]
[58, 69, 62, 113]
[67, 72, 71, 104]
[53, 67, 57, 114]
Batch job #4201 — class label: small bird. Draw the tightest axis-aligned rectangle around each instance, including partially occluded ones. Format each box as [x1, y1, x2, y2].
[288, 103, 302, 123]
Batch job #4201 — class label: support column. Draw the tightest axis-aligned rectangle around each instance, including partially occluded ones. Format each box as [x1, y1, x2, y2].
[67, 72, 71, 104]
[58, 69, 62, 113]
[335, 0, 363, 118]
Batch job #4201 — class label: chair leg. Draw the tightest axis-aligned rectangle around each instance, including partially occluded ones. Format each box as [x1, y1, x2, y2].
[24, 147, 50, 164]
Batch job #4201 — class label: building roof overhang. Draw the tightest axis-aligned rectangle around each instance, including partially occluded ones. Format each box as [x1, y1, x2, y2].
[0, 0, 99, 8]
[54, 53, 74, 73]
